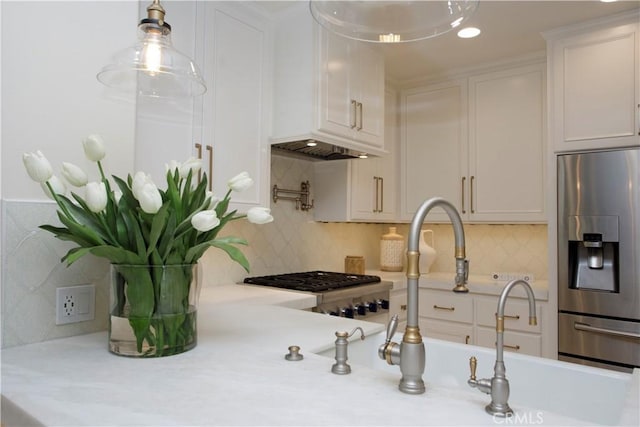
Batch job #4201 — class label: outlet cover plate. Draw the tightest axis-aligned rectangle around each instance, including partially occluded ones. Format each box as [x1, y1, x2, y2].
[56, 284, 95, 325]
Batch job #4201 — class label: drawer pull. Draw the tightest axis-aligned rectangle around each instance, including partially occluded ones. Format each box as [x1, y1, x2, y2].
[433, 305, 455, 312]
[400, 304, 407, 311]
[495, 313, 520, 320]
[495, 342, 520, 351]
[465, 335, 470, 345]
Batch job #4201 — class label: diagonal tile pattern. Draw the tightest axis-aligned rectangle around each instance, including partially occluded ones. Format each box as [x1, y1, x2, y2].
[1, 155, 547, 347]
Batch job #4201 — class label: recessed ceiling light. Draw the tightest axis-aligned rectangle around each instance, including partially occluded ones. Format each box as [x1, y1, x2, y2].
[306, 141, 318, 147]
[600, 0, 617, 3]
[358, 154, 369, 159]
[457, 27, 481, 39]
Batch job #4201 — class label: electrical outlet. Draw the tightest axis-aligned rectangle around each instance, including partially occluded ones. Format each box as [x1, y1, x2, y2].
[491, 272, 534, 282]
[56, 284, 95, 325]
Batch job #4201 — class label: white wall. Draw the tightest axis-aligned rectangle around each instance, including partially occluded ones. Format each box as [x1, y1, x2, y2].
[2, 1, 137, 200]
[1, 1, 138, 347]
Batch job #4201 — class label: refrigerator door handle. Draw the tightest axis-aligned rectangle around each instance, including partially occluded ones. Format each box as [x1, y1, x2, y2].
[574, 322, 640, 340]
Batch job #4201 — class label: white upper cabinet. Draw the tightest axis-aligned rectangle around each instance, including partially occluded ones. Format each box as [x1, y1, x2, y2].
[545, 10, 640, 152]
[313, 88, 398, 222]
[400, 62, 546, 223]
[467, 64, 546, 222]
[400, 79, 467, 222]
[271, 2, 386, 155]
[135, 2, 271, 213]
[197, 2, 272, 213]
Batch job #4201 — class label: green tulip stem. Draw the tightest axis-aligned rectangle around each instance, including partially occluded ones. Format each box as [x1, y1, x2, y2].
[46, 181, 72, 219]
[97, 160, 106, 182]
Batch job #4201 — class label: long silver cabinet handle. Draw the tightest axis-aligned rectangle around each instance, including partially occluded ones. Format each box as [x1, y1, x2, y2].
[574, 322, 640, 339]
[379, 176, 384, 213]
[195, 143, 203, 183]
[350, 100, 357, 129]
[461, 177, 466, 214]
[373, 176, 379, 213]
[356, 102, 363, 130]
[470, 175, 475, 214]
[206, 145, 213, 191]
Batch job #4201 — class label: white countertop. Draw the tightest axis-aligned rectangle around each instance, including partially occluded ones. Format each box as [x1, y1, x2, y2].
[0, 284, 624, 426]
[370, 270, 549, 301]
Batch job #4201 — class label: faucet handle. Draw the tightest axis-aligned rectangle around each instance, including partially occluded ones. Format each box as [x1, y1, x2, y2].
[385, 314, 399, 344]
[469, 356, 477, 381]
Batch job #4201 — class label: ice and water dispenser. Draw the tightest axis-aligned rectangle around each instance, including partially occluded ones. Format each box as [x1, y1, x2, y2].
[567, 215, 619, 293]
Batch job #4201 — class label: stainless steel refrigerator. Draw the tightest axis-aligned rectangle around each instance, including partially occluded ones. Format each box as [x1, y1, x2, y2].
[557, 148, 640, 372]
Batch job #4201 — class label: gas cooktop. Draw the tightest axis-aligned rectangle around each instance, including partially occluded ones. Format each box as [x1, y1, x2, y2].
[243, 271, 381, 292]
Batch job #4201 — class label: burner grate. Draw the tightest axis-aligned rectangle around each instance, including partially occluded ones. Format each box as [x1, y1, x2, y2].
[243, 271, 381, 292]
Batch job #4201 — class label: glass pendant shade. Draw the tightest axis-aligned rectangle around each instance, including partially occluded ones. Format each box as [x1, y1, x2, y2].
[98, 18, 206, 98]
[309, 0, 480, 43]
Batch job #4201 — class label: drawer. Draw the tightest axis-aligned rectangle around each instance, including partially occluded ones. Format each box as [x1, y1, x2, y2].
[389, 289, 408, 321]
[475, 326, 541, 357]
[420, 290, 473, 323]
[420, 318, 473, 345]
[476, 297, 542, 333]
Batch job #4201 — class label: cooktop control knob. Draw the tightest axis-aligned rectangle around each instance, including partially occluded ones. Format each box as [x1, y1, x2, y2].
[377, 299, 390, 310]
[367, 301, 378, 313]
[355, 304, 367, 316]
[341, 307, 355, 318]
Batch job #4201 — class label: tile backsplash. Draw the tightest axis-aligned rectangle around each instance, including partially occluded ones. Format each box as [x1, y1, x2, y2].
[1, 154, 547, 348]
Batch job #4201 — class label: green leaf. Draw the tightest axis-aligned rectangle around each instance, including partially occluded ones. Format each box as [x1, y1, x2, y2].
[147, 202, 170, 256]
[56, 211, 105, 246]
[185, 238, 249, 270]
[89, 246, 144, 265]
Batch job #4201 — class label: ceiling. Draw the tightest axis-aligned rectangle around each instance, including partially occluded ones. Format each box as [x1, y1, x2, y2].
[255, 0, 639, 82]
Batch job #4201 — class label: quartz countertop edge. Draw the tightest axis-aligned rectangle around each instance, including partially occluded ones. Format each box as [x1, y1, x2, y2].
[0, 284, 619, 427]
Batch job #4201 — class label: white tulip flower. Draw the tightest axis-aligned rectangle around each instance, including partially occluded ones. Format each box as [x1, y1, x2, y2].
[131, 172, 155, 201]
[247, 207, 274, 225]
[85, 182, 108, 213]
[41, 175, 67, 200]
[82, 134, 106, 162]
[136, 183, 163, 214]
[228, 171, 253, 192]
[61, 162, 88, 187]
[191, 210, 220, 232]
[179, 157, 202, 179]
[165, 160, 181, 175]
[23, 150, 53, 183]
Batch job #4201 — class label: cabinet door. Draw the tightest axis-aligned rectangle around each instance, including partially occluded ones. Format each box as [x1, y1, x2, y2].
[549, 19, 639, 151]
[354, 42, 385, 148]
[421, 318, 473, 345]
[400, 81, 467, 221]
[468, 64, 546, 222]
[199, 3, 271, 213]
[476, 326, 541, 357]
[318, 29, 355, 139]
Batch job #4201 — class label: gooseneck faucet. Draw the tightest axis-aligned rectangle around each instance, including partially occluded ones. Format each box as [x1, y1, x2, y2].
[379, 197, 469, 394]
[468, 279, 538, 417]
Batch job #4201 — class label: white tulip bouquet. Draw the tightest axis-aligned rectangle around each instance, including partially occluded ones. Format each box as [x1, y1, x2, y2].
[23, 135, 273, 357]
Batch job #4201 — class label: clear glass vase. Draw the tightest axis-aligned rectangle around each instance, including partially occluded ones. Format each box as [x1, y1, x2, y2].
[109, 264, 201, 357]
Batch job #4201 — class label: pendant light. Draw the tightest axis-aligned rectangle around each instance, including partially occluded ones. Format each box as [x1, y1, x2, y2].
[309, 0, 479, 43]
[97, 0, 206, 98]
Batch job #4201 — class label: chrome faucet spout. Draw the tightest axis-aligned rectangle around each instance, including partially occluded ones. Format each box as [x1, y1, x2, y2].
[379, 197, 469, 395]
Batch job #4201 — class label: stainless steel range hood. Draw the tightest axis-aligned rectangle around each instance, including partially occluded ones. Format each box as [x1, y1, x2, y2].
[271, 140, 364, 161]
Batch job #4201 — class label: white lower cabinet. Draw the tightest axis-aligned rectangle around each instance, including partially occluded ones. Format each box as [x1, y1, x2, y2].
[418, 288, 547, 357]
[389, 288, 407, 331]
